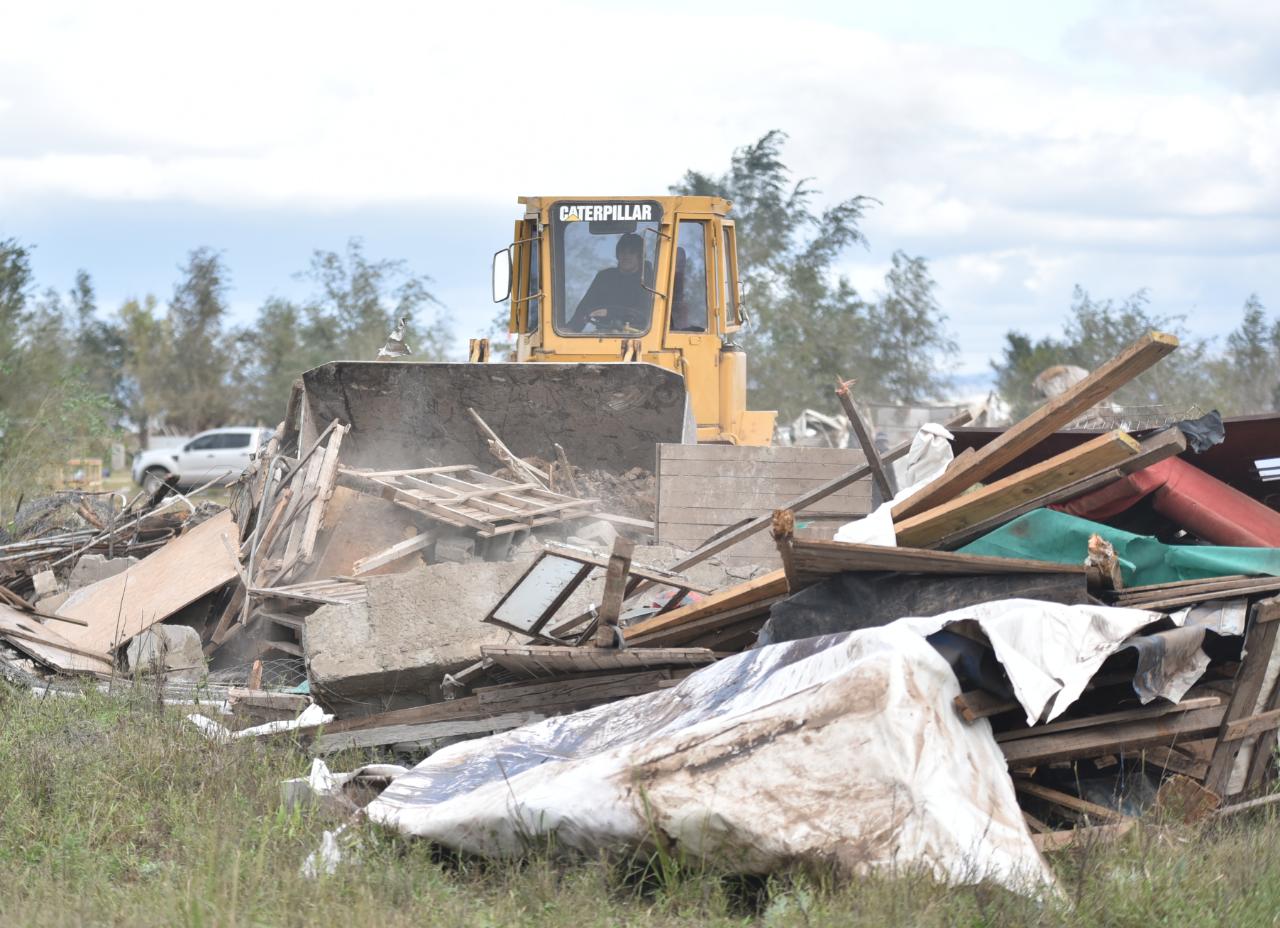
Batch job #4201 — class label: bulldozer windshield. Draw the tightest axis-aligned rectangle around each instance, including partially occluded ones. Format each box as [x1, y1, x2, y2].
[551, 200, 662, 337]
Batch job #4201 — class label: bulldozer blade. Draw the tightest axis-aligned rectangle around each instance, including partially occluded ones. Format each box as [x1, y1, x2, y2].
[299, 361, 694, 475]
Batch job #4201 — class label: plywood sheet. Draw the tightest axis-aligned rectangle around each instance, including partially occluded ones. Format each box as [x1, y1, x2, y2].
[0, 604, 113, 674]
[55, 510, 239, 653]
[656, 444, 871, 567]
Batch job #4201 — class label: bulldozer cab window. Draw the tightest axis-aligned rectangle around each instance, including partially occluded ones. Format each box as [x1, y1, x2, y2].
[671, 220, 709, 332]
[552, 201, 661, 337]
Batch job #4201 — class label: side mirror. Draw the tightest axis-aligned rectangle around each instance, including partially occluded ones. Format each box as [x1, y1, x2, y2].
[492, 248, 512, 303]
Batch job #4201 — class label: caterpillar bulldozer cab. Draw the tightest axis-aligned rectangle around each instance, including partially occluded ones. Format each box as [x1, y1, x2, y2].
[493, 195, 775, 447]
[297, 196, 774, 477]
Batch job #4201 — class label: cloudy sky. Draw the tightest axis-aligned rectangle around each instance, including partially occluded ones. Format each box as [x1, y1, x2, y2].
[3, 0, 1277, 391]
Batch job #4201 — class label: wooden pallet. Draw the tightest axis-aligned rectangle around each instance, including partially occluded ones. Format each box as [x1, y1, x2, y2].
[343, 466, 598, 537]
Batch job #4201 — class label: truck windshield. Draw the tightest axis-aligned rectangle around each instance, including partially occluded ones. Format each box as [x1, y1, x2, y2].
[551, 201, 662, 336]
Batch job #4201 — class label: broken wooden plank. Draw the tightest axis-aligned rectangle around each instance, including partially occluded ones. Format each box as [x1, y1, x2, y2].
[1001, 705, 1227, 767]
[894, 430, 1143, 548]
[0, 603, 114, 674]
[351, 531, 434, 576]
[1013, 780, 1132, 824]
[930, 428, 1188, 551]
[298, 423, 347, 567]
[594, 536, 635, 646]
[996, 695, 1221, 743]
[892, 332, 1179, 521]
[1205, 599, 1280, 797]
[622, 569, 788, 643]
[1033, 822, 1135, 852]
[835, 376, 894, 499]
[954, 690, 1020, 722]
[480, 644, 718, 677]
[785, 534, 1085, 589]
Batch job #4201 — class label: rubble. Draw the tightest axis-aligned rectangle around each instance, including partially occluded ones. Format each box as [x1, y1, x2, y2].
[13, 328, 1280, 893]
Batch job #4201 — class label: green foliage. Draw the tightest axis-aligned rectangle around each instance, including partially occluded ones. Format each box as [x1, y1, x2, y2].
[233, 238, 454, 425]
[162, 248, 236, 434]
[1208, 294, 1280, 416]
[672, 131, 955, 417]
[993, 287, 1216, 421]
[0, 241, 116, 518]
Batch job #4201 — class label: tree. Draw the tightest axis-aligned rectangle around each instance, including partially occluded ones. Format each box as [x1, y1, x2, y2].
[117, 295, 173, 448]
[1208, 295, 1280, 415]
[0, 241, 114, 518]
[162, 248, 235, 433]
[673, 131, 954, 417]
[991, 287, 1215, 421]
[233, 239, 454, 424]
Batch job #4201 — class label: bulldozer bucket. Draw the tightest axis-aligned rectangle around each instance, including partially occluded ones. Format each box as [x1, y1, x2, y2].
[299, 361, 694, 475]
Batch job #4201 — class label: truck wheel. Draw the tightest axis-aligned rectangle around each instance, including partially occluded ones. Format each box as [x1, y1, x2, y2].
[142, 467, 172, 495]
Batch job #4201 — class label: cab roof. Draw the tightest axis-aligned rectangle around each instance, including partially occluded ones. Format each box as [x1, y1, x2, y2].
[517, 195, 732, 217]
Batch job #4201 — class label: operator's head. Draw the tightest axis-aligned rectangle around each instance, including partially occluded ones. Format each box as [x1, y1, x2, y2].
[616, 233, 643, 274]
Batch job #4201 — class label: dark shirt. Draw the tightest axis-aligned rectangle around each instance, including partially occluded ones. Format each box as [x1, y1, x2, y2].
[568, 267, 650, 332]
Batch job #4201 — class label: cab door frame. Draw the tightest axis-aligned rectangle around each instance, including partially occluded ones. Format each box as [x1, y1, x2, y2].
[661, 212, 721, 430]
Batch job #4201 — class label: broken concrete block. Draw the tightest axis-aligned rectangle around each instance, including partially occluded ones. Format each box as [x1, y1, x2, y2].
[32, 570, 59, 600]
[574, 519, 619, 549]
[125, 624, 204, 681]
[433, 534, 477, 564]
[69, 554, 139, 589]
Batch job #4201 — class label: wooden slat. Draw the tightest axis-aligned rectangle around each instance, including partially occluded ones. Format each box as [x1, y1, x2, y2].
[1013, 780, 1132, 823]
[1033, 822, 1135, 852]
[996, 695, 1221, 743]
[1205, 600, 1279, 797]
[1000, 705, 1226, 767]
[480, 645, 718, 676]
[351, 531, 434, 576]
[894, 430, 1142, 548]
[789, 535, 1085, 585]
[891, 332, 1179, 521]
[930, 428, 1188, 551]
[623, 570, 788, 642]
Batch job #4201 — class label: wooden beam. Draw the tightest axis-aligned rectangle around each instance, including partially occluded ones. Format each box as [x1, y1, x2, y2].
[835, 377, 894, 499]
[351, 531, 434, 576]
[894, 430, 1142, 548]
[1205, 599, 1280, 797]
[1013, 780, 1131, 823]
[891, 332, 1179, 521]
[595, 536, 635, 646]
[929, 428, 1187, 551]
[996, 696, 1220, 743]
[1033, 822, 1135, 852]
[1000, 705, 1226, 767]
[622, 570, 788, 643]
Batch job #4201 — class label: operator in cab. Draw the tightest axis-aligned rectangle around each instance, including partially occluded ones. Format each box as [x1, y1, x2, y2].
[567, 233, 650, 333]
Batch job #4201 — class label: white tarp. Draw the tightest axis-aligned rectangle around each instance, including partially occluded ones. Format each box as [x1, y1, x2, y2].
[834, 423, 954, 547]
[311, 598, 1234, 891]
[361, 623, 1053, 892]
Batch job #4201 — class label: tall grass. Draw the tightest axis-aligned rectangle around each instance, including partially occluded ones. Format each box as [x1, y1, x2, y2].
[2, 682, 1279, 927]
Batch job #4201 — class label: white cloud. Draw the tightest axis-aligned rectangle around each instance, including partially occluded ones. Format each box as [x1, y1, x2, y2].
[2, 0, 1277, 384]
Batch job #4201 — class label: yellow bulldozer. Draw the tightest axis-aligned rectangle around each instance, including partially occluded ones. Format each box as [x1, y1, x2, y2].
[298, 196, 775, 474]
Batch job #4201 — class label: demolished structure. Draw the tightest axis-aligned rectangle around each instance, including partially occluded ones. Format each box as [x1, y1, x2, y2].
[7, 332, 1280, 892]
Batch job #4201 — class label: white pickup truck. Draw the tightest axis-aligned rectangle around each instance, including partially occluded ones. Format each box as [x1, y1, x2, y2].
[132, 427, 274, 492]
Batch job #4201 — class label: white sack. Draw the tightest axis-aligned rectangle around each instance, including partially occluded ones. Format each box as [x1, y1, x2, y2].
[365, 625, 1053, 893]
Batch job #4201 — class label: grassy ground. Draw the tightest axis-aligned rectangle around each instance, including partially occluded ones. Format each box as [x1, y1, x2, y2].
[3, 685, 1280, 928]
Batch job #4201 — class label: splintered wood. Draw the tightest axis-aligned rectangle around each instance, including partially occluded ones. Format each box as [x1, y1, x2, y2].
[341, 465, 597, 537]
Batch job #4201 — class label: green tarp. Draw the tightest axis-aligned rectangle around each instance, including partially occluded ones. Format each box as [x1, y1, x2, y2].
[959, 508, 1280, 587]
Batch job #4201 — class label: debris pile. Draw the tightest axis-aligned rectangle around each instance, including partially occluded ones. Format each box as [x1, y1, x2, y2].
[10, 330, 1280, 891]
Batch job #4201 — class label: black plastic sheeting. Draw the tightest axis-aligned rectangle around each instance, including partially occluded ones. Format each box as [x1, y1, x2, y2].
[757, 570, 1090, 647]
